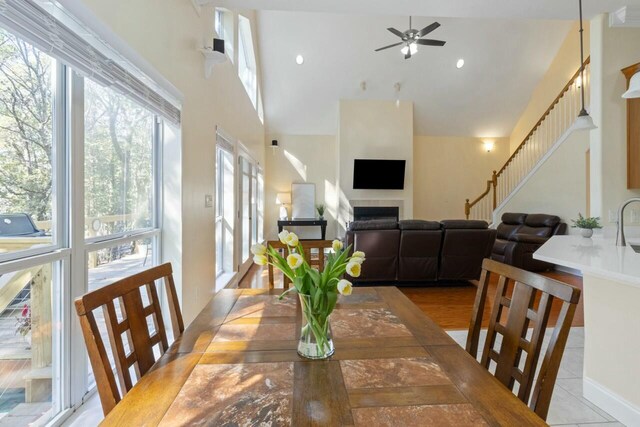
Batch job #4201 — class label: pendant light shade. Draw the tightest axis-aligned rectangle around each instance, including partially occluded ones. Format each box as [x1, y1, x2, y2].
[572, 111, 597, 131]
[571, 0, 597, 132]
[622, 72, 640, 98]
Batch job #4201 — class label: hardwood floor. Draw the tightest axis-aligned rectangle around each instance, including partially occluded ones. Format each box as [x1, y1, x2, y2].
[236, 264, 584, 331]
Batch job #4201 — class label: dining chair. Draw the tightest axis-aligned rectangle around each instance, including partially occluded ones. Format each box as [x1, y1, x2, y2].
[74, 263, 184, 416]
[466, 258, 581, 421]
[267, 240, 333, 289]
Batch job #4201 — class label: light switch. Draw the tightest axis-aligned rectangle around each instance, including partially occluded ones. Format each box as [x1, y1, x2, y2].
[205, 194, 213, 208]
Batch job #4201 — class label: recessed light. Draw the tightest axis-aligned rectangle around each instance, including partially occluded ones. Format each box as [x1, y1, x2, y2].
[295, 54, 304, 65]
[456, 58, 465, 69]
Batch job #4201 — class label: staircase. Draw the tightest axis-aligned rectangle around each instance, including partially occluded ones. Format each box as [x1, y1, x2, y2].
[465, 58, 591, 224]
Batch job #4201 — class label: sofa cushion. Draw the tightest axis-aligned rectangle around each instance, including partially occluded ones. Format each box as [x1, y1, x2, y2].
[348, 220, 398, 231]
[398, 220, 441, 230]
[440, 220, 488, 230]
[511, 233, 549, 244]
[492, 238, 510, 255]
[501, 212, 528, 225]
[524, 214, 560, 228]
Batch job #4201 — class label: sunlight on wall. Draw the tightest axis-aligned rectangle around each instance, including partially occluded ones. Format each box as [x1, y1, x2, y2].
[324, 179, 339, 220]
[284, 149, 307, 181]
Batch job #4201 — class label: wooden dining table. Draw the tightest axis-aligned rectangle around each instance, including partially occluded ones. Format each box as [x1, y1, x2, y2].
[100, 287, 546, 426]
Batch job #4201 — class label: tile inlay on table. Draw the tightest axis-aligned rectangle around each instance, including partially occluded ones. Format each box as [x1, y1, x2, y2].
[331, 308, 412, 338]
[340, 357, 451, 389]
[159, 362, 294, 426]
[212, 322, 296, 342]
[351, 404, 489, 427]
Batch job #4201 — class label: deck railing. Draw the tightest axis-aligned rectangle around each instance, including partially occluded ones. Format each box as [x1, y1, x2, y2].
[465, 58, 591, 222]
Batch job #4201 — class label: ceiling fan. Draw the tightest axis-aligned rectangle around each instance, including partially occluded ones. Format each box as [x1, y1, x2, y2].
[375, 17, 446, 59]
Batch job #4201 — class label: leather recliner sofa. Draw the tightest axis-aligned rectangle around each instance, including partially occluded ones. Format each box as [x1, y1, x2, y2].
[491, 213, 567, 272]
[344, 219, 496, 283]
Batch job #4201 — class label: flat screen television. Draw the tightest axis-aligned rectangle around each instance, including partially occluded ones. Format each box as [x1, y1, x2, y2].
[353, 159, 406, 190]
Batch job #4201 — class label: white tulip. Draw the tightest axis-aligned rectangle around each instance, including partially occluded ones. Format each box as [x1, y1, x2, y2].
[332, 239, 343, 252]
[284, 232, 299, 247]
[253, 254, 268, 266]
[353, 251, 365, 258]
[346, 261, 361, 278]
[278, 230, 290, 244]
[286, 253, 304, 269]
[251, 243, 267, 256]
[337, 279, 353, 296]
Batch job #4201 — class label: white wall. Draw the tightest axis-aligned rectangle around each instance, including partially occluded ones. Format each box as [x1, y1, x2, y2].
[494, 131, 590, 231]
[590, 15, 640, 226]
[79, 0, 266, 324]
[337, 100, 414, 232]
[264, 135, 338, 240]
[413, 136, 510, 220]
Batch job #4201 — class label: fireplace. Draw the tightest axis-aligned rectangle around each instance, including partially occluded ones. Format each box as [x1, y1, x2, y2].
[353, 206, 399, 222]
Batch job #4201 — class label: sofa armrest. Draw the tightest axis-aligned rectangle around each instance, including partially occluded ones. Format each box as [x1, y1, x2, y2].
[510, 233, 548, 244]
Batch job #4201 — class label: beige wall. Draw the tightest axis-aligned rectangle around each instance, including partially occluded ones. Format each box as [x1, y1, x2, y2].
[80, 0, 266, 323]
[265, 135, 338, 240]
[590, 15, 640, 226]
[337, 100, 414, 232]
[510, 22, 589, 153]
[413, 136, 510, 220]
[494, 131, 590, 229]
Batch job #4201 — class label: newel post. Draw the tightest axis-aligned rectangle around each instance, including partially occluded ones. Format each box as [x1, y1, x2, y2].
[491, 170, 498, 210]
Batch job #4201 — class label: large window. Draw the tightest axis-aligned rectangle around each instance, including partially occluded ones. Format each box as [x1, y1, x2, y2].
[215, 144, 235, 279]
[238, 15, 257, 108]
[84, 79, 156, 240]
[0, 29, 55, 257]
[214, 8, 234, 63]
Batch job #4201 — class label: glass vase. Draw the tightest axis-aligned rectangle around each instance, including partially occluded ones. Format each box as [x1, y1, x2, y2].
[297, 293, 334, 359]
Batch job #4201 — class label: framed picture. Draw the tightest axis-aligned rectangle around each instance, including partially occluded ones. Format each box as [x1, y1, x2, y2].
[291, 183, 316, 219]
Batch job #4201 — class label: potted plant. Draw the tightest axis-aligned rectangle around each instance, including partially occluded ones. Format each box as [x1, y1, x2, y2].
[251, 231, 365, 359]
[316, 204, 325, 220]
[571, 213, 602, 238]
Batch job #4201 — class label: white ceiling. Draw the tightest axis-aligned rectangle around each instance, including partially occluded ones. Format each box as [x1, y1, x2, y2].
[214, 0, 640, 20]
[257, 12, 574, 136]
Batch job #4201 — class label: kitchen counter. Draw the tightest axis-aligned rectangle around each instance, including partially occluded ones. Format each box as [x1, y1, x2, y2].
[534, 235, 640, 287]
[533, 235, 640, 426]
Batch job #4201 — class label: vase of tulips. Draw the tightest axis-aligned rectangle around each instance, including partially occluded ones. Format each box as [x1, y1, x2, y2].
[251, 231, 365, 359]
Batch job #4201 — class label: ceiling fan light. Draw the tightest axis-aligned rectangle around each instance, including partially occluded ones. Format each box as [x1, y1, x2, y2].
[400, 45, 408, 55]
[400, 43, 417, 55]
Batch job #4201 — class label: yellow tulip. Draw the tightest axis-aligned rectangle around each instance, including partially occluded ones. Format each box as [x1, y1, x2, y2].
[284, 232, 299, 247]
[287, 253, 303, 269]
[346, 261, 361, 278]
[337, 279, 353, 296]
[278, 230, 290, 244]
[253, 254, 268, 266]
[251, 243, 267, 256]
[350, 256, 365, 265]
[332, 239, 343, 252]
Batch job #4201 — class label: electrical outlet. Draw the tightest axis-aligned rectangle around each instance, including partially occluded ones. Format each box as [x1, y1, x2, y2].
[205, 194, 213, 208]
[609, 209, 619, 223]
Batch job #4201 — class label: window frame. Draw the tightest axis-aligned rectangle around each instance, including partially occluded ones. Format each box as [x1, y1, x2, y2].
[238, 14, 257, 108]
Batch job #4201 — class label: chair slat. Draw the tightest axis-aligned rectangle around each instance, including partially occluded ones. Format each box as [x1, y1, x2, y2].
[467, 258, 581, 421]
[74, 263, 183, 416]
[266, 240, 334, 289]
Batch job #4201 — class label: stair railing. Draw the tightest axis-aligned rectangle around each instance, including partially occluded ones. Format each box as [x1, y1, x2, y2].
[465, 57, 591, 222]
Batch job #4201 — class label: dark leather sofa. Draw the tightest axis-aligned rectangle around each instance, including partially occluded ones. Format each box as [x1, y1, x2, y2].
[491, 213, 567, 272]
[345, 219, 496, 283]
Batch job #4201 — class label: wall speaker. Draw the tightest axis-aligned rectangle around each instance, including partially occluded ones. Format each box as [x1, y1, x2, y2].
[213, 38, 225, 54]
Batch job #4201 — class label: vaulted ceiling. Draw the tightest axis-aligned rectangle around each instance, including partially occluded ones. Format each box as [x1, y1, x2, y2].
[213, 0, 640, 136]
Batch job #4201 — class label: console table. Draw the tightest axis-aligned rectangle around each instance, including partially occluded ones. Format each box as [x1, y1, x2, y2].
[277, 219, 327, 240]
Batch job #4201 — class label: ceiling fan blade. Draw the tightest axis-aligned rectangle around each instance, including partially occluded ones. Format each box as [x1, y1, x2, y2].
[416, 39, 446, 46]
[387, 27, 405, 38]
[375, 42, 404, 52]
[417, 22, 441, 38]
[405, 48, 412, 59]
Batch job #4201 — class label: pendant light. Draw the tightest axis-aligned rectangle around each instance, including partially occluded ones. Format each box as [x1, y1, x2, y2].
[622, 72, 640, 98]
[571, 0, 597, 131]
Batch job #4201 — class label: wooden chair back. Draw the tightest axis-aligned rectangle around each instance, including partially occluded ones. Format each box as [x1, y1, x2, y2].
[466, 258, 581, 420]
[74, 263, 184, 415]
[267, 240, 333, 289]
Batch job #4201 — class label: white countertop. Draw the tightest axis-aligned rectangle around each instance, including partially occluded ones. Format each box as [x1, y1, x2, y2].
[534, 235, 640, 287]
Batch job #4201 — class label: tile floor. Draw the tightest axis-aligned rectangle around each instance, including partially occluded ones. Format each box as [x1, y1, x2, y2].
[447, 327, 625, 427]
[62, 327, 626, 427]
